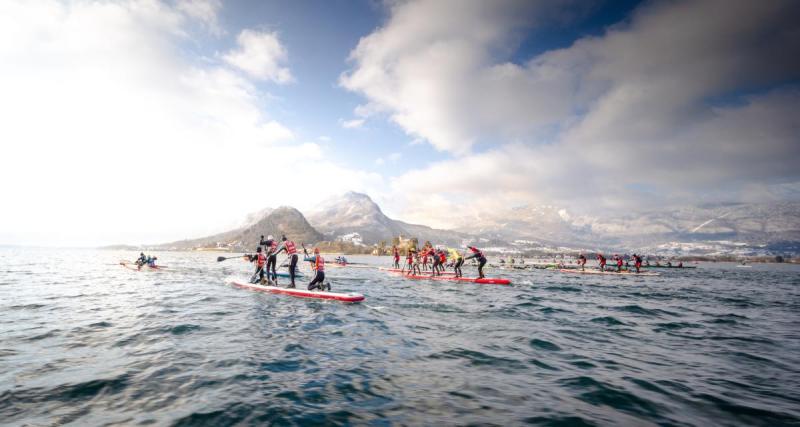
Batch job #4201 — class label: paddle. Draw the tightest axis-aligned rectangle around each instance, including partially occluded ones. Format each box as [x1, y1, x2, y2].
[217, 254, 249, 262]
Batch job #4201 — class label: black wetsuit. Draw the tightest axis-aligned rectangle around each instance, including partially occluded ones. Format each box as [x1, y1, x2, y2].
[260, 237, 278, 281]
[465, 249, 487, 278]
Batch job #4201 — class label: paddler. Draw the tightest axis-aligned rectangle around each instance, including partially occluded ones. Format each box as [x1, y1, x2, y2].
[136, 252, 147, 267]
[430, 248, 442, 276]
[411, 249, 422, 275]
[405, 247, 414, 273]
[449, 247, 463, 277]
[272, 235, 300, 288]
[247, 246, 267, 284]
[148, 256, 158, 268]
[465, 246, 487, 279]
[422, 246, 429, 271]
[260, 235, 279, 282]
[614, 255, 623, 272]
[303, 246, 329, 291]
[597, 254, 607, 271]
[633, 253, 643, 273]
[392, 245, 400, 269]
[438, 250, 447, 274]
[578, 254, 587, 271]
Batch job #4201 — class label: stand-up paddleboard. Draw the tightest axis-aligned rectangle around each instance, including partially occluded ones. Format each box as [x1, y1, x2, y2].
[385, 271, 510, 285]
[274, 271, 304, 278]
[558, 269, 660, 277]
[379, 267, 457, 275]
[120, 260, 167, 271]
[230, 280, 364, 303]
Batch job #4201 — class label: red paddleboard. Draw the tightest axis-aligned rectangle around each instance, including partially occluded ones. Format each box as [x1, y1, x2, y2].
[379, 267, 456, 275]
[230, 280, 364, 303]
[389, 272, 510, 285]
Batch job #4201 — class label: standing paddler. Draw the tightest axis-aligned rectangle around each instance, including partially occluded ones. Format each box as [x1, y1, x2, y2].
[392, 245, 400, 269]
[597, 253, 607, 271]
[272, 235, 300, 288]
[404, 247, 414, 273]
[578, 254, 587, 271]
[633, 253, 643, 273]
[449, 247, 464, 277]
[465, 246, 487, 279]
[260, 235, 278, 282]
[302, 246, 329, 291]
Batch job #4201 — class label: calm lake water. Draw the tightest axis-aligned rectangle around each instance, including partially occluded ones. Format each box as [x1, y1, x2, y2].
[1, 248, 799, 426]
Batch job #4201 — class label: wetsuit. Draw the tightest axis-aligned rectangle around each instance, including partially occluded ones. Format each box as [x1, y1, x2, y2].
[465, 246, 487, 279]
[431, 251, 441, 276]
[449, 248, 463, 277]
[259, 237, 278, 279]
[248, 252, 267, 283]
[634, 255, 642, 273]
[304, 254, 326, 291]
[273, 239, 299, 288]
[136, 254, 147, 266]
[578, 255, 587, 271]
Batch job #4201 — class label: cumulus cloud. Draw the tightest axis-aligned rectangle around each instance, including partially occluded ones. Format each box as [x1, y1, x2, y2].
[0, 0, 376, 246]
[223, 29, 293, 83]
[344, 0, 800, 226]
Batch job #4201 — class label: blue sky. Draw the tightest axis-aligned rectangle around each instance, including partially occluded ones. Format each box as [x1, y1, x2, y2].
[0, 0, 797, 246]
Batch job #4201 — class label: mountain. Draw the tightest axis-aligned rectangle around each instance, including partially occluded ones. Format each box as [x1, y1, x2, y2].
[458, 201, 800, 255]
[157, 206, 323, 251]
[307, 192, 471, 246]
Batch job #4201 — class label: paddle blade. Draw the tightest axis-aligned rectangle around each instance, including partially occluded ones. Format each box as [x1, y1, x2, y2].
[216, 256, 227, 262]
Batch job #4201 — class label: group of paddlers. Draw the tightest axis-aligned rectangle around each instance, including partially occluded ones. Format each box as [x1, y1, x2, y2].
[391, 244, 488, 279]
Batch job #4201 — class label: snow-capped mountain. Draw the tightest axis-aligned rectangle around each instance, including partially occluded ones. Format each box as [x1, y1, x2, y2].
[459, 201, 800, 254]
[307, 192, 470, 246]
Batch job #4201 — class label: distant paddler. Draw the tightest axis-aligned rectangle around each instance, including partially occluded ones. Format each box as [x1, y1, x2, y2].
[448, 248, 463, 277]
[632, 253, 643, 273]
[422, 246, 430, 271]
[272, 235, 300, 288]
[597, 253, 607, 271]
[136, 252, 147, 268]
[404, 247, 414, 273]
[465, 246, 487, 279]
[392, 245, 400, 269]
[246, 246, 267, 284]
[578, 254, 587, 271]
[614, 255, 623, 272]
[302, 245, 330, 291]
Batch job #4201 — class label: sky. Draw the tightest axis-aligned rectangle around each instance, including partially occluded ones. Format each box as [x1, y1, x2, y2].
[1, 0, 798, 247]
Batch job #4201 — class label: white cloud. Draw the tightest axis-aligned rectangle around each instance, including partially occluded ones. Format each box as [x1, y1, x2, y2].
[340, 118, 365, 129]
[0, 0, 377, 246]
[176, 0, 222, 35]
[223, 29, 293, 83]
[344, 0, 800, 225]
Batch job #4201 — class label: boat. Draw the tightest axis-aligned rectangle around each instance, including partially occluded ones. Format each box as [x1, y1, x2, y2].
[557, 269, 660, 277]
[230, 280, 364, 303]
[119, 260, 167, 271]
[385, 271, 511, 285]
